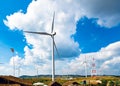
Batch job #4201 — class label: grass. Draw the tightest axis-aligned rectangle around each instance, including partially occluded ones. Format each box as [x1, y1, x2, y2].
[22, 76, 120, 86]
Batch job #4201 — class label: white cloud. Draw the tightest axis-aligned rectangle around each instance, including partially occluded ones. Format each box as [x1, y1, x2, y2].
[100, 57, 120, 75]
[1, 41, 120, 76]
[3, 0, 120, 76]
[4, 0, 81, 65]
[68, 41, 120, 75]
[4, 0, 81, 58]
[79, 0, 120, 28]
[4, 0, 82, 75]
[0, 65, 13, 75]
[5, 0, 120, 29]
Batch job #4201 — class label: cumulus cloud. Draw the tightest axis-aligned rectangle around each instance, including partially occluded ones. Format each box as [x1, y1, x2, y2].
[3, 0, 82, 75]
[3, 0, 120, 75]
[0, 64, 13, 75]
[4, 0, 81, 59]
[68, 41, 120, 75]
[79, 0, 120, 28]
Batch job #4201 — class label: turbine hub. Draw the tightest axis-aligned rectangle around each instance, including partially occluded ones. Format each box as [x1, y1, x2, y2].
[53, 32, 56, 36]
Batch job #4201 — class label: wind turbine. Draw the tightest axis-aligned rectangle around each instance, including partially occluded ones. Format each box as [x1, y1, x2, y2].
[24, 12, 59, 81]
[10, 48, 15, 76]
[81, 55, 89, 78]
[84, 56, 87, 78]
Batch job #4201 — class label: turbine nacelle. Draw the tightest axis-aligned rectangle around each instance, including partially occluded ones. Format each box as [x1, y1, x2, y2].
[51, 32, 56, 36]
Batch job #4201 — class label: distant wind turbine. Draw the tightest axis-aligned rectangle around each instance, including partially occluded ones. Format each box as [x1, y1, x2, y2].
[81, 55, 89, 78]
[84, 56, 88, 78]
[24, 12, 60, 81]
[10, 48, 15, 76]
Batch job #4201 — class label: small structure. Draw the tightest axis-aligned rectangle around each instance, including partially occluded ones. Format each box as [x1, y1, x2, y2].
[48, 81, 62, 86]
[33, 82, 44, 86]
[0, 75, 32, 86]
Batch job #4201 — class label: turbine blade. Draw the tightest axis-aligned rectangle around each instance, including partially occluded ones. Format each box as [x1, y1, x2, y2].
[24, 31, 51, 36]
[51, 12, 55, 33]
[53, 40, 60, 58]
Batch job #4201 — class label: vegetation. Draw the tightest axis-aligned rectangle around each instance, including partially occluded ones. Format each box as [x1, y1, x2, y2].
[21, 75, 120, 86]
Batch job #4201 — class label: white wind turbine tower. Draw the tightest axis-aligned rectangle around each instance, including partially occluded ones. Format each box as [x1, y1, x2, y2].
[24, 12, 59, 81]
[84, 56, 88, 78]
[81, 55, 88, 78]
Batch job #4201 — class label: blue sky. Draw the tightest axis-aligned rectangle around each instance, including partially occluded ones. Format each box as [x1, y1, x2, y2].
[0, 0, 120, 76]
[75, 17, 120, 53]
[0, 0, 31, 61]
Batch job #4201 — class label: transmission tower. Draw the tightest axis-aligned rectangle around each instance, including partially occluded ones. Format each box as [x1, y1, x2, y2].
[91, 57, 97, 77]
